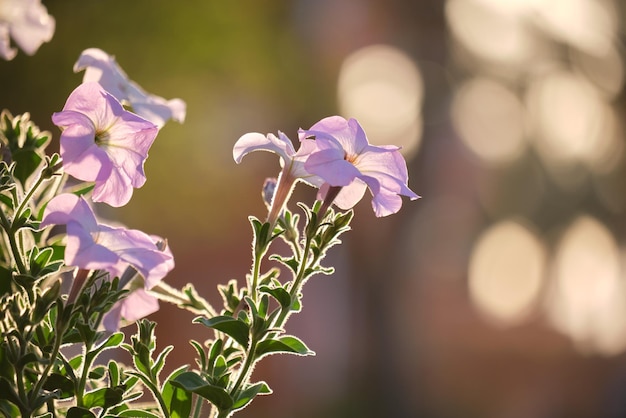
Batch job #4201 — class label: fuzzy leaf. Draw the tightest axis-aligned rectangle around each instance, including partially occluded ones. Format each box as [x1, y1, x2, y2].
[259, 285, 291, 309]
[194, 316, 249, 348]
[162, 365, 192, 418]
[256, 335, 315, 358]
[170, 371, 233, 410]
[232, 381, 272, 411]
[66, 407, 96, 418]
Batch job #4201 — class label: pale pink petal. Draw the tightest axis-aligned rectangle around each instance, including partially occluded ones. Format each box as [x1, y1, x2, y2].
[91, 168, 134, 208]
[74, 48, 186, 126]
[8, 0, 54, 55]
[0, 25, 16, 60]
[304, 147, 360, 186]
[130, 96, 187, 127]
[103, 288, 160, 331]
[233, 131, 295, 164]
[300, 116, 369, 156]
[96, 226, 173, 287]
[74, 48, 130, 100]
[41, 194, 98, 232]
[54, 112, 111, 182]
[327, 180, 368, 210]
[53, 82, 158, 207]
[66, 222, 120, 270]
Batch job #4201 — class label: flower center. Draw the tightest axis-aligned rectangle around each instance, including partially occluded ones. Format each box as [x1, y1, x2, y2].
[95, 129, 111, 146]
[344, 152, 357, 164]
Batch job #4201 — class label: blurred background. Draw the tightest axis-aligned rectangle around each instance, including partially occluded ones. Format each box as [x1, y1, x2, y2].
[3, 0, 626, 416]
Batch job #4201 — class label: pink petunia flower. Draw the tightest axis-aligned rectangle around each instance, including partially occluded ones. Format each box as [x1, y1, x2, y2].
[300, 116, 419, 217]
[234, 131, 324, 225]
[41, 194, 174, 289]
[53, 82, 159, 207]
[0, 0, 55, 60]
[74, 48, 186, 127]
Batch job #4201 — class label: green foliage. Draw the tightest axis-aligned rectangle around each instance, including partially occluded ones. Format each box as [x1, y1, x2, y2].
[0, 110, 357, 418]
[0, 110, 51, 188]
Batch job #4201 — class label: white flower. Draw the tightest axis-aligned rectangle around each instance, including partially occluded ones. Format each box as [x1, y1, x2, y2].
[0, 0, 55, 60]
[74, 48, 186, 127]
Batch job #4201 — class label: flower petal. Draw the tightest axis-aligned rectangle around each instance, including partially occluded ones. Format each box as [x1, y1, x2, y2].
[96, 225, 173, 288]
[300, 116, 369, 156]
[66, 221, 120, 270]
[233, 131, 295, 164]
[41, 194, 98, 232]
[103, 288, 159, 331]
[304, 147, 360, 186]
[74, 48, 186, 126]
[8, 0, 55, 56]
[0, 24, 17, 60]
[318, 180, 368, 210]
[53, 111, 112, 182]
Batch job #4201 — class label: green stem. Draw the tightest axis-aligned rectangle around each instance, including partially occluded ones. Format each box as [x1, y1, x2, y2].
[272, 233, 315, 330]
[13, 172, 46, 223]
[29, 301, 67, 411]
[216, 410, 231, 418]
[249, 249, 262, 303]
[227, 336, 259, 409]
[138, 377, 171, 418]
[0, 208, 27, 274]
[191, 395, 203, 418]
[75, 341, 94, 407]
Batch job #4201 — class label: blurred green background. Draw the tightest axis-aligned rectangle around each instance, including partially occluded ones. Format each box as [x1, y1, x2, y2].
[3, 1, 626, 417]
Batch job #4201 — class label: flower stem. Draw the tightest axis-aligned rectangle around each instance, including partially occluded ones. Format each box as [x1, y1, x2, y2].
[67, 269, 90, 305]
[249, 249, 263, 303]
[192, 395, 203, 418]
[29, 300, 68, 411]
[266, 169, 296, 229]
[0, 208, 27, 275]
[224, 336, 259, 417]
[13, 171, 47, 222]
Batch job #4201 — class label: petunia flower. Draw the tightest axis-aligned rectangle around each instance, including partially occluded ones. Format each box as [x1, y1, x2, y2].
[74, 48, 186, 127]
[41, 193, 174, 289]
[52, 82, 159, 207]
[0, 0, 55, 60]
[234, 131, 324, 226]
[299, 116, 419, 217]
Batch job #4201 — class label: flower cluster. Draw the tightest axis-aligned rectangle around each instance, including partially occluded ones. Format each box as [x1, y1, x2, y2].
[234, 115, 419, 222]
[43, 48, 186, 328]
[0, 3, 419, 418]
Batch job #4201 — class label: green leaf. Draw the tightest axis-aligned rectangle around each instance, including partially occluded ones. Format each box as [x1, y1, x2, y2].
[162, 365, 192, 418]
[190, 339, 207, 371]
[116, 411, 161, 418]
[208, 338, 223, 365]
[170, 371, 233, 411]
[88, 365, 106, 380]
[82, 387, 124, 409]
[256, 335, 315, 358]
[151, 345, 174, 377]
[212, 354, 227, 377]
[269, 255, 299, 274]
[232, 381, 272, 411]
[0, 376, 22, 406]
[66, 407, 96, 418]
[259, 285, 291, 309]
[42, 373, 74, 398]
[0, 266, 12, 297]
[193, 316, 249, 348]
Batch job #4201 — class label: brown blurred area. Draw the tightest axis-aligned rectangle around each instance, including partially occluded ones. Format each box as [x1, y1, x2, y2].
[3, 0, 626, 416]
